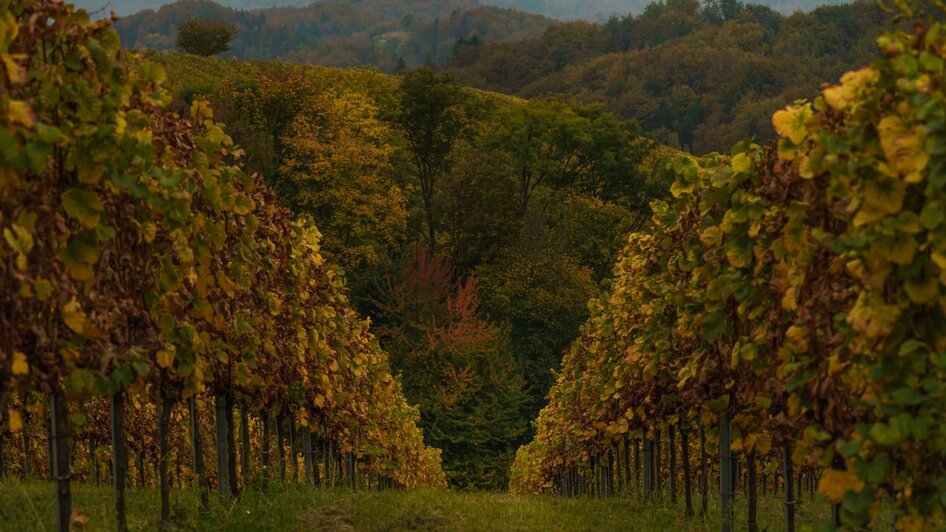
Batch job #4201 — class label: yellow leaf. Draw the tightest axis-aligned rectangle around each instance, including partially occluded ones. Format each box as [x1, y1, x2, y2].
[34, 279, 52, 301]
[781, 285, 798, 311]
[62, 299, 86, 335]
[11, 351, 28, 375]
[731, 153, 752, 174]
[877, 115, 929, 184]
[819, 469, 864, 503]
[822, 68, 879, 112]
[1, 53, 26, 84]
[8, 409, 23, 433]
[772, 104, 812, 145]
[8, 100, 33, 128]
[156, 347, 175, 369]
[314, 395, 326, 408]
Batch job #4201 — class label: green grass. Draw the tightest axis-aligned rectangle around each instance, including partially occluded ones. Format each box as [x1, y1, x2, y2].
[0, 479, 883, 531]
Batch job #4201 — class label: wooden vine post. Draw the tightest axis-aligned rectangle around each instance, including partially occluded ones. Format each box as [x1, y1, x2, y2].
[719, 413, 733, 532]
[215, 393, 231, 499]
[240, 404, 250, 487]
[345, 452, 355, 490]
[607, 449, 615, 496]
[784, 446, 795, 532]
[21, 397, 30, 479]
[680, 422, 694, 517]
[654, 428, 662, 497]
[700, 426, 708, 516]
[275, 412, 286, 484]
[747, 451, 758, 532]
[302, 428, 313, 486]
[261, 410, 270, 487]
[50, 392, 71, 532]
[623, 436, 631, 494]
[321, 437, 330, 488]
[289, 416, 298, 482]
[89, 437, 98, 486]
[669, 425, 677, 504]
[643, 437, 654, 498]
[225, 393, 238, 497]
[158, 395, 173, 527]
[188, 396, 208, 510]
[111, 393, 129, 531]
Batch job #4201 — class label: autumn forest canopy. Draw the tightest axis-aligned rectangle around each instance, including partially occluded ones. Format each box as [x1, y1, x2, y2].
[5, 0, 946, 530]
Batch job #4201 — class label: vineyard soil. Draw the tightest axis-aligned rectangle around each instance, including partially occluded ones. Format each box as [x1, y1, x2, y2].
[0, 479, 889, 531]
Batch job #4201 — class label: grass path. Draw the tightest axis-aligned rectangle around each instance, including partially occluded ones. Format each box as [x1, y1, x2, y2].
[1, 479, 858, 531]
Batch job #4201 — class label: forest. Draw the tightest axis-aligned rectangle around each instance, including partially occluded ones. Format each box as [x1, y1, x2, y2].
[111, 0, 887, 153]
[5, 0, 946, 530]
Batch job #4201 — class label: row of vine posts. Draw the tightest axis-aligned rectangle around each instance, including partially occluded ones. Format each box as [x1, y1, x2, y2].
[550, 422, 833, 532]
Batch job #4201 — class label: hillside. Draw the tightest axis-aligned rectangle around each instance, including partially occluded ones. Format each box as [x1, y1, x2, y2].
[113, 0, 554, 69]
[446, 0, 885, 152]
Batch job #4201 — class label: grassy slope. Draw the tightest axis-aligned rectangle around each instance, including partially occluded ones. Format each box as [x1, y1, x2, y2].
[0, 479, 868, 531]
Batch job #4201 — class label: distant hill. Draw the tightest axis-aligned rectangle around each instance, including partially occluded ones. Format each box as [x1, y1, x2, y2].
[445, 0, 886, 152]
[74, 0, 852, 19]
[112, 0, 555, 70]
[478, 0, 852, 20]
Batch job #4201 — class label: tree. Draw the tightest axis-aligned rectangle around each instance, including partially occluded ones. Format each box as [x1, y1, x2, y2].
[176, 18, 237, 57]
[475, 215, 598, 417]
[395, 67, 470, 252]
[494, 100, 651, 215]
[375, 246, 529, 489]
[280, 92, 408, 274]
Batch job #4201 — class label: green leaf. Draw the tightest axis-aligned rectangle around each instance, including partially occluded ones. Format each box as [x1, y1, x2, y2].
[158, 254, 182, 292]
[62, 188, 104, 228]
[60, 235, 99, 281]
[700, 311, 728, 342]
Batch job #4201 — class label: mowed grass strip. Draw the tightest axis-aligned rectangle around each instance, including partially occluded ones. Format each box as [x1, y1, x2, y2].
[1, 479, 885, 531]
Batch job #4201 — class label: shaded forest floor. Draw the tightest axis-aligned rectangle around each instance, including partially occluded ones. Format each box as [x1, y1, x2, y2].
[1, 479, 879, 531]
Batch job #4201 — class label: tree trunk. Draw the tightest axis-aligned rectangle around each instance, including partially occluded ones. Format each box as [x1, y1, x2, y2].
[681, 423, 693, 517]
[719, 414, 733, 532]
[423, 192, 436, 253]
[50, 392, 71, 532]
[159, 395, 173, 527]
[214, 393, 230, 499]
